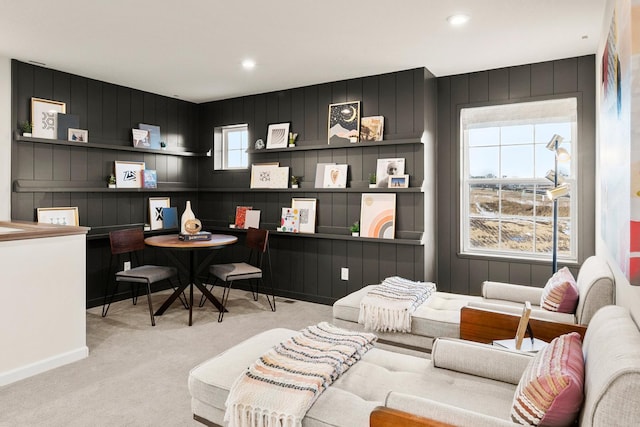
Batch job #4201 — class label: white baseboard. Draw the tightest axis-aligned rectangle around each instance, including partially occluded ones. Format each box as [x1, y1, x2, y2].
[0, 346, 89, 386]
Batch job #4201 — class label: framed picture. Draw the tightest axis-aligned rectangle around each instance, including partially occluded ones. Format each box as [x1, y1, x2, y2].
[250, 164, 289, 188]
[37, 207, 79, 226]
[376, 158, 405, 188]
[322, 164, 348, 188]
[328, 101, 360, 144]
[266, 123, 290, 149]
[114, 161, 145, 188]
[292, 198, 317, 234]
[360, 193, 396, 239]
[143, 169, 157, 189]
[31, 97, 66, 139]
[149, 197, 171, 230]
[388, 174, 409, 188]
[139, 123, 162, 149]
[360, 116, 384, 141]
[132, 129, 151, 148]
[68, 128, 88, 142]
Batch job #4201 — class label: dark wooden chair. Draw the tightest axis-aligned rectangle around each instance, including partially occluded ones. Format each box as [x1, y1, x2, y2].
[200, 227, 275, 322]
[101, 228, 185, 326]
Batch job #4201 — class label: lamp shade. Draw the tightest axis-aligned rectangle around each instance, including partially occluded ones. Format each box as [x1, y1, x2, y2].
[546, 134, 564, 151]
[556, 147, 570, 162]
[547, 183, 570, 200]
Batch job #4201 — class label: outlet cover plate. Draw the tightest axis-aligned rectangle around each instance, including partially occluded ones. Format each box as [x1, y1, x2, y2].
[341, 267, 349, 281]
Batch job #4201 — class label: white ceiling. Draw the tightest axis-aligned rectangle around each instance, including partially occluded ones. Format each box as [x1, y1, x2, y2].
[0, 1, 605, 103]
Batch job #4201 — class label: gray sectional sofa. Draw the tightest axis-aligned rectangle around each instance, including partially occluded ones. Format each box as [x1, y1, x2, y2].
[188, 305, 640, 426]
[332, 255, 614, 350]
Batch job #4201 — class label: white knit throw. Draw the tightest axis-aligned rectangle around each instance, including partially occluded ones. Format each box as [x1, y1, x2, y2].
[358, 276, 436, 332]
[224, 322, 377, 427]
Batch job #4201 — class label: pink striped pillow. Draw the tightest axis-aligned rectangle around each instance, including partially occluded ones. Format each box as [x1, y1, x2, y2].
[540, 267, 579, 313]
[510, 332, 584, 426]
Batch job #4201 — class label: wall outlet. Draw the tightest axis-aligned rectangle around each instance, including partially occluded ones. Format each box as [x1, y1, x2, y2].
[341, 267, 349, 281]
[124, 261, 131, 271]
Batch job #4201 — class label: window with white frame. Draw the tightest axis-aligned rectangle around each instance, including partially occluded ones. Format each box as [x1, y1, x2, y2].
[460, 98, 577, 262]
[213, 124, 249, 170]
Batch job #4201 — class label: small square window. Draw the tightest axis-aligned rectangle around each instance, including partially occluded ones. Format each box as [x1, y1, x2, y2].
[213, 124, 249, 170]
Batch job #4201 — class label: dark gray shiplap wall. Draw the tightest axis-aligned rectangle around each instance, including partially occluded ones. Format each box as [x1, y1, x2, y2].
[195, 68, 435, 304]
[436, 55, 596, 294]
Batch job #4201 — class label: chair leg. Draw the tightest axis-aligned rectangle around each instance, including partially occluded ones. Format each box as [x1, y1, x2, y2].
[218, 281, 233, 322]
[145, 281, 155, 326]
[101, 279, 119, 317]
[131, 283, 140, 305]
[258, 278, 276, 312]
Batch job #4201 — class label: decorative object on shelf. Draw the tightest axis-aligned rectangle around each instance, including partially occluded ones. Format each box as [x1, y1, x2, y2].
[545, 133, 571, 274]
[280, 207, 300, 233]
[322, 164, 348, 188]
[314, 163, 336, 188]
[245, 210, 261, 229]
[184, 218, 203, 234]
[36, 206, 79, 226]
[143, 169, 157, 189]
[389, 174, 409, 188]
[266, 122, 290, 149]
[360, 193, 396, 239]
[376, 158, 405, 188]
[57, 113, 79, 140]
[368, 173, 377, 188]
[235, 206, 253, 229]
[328, 101, 360, 144]
[68, 128, 88, 142]
[178, 230, 212, 241]
[132, 128, 150, 148]
[292, 198, 317, 234]
[114, 160, 145, 188]
[290, 175, 301, 188]
[228, 215, 236, 228]
[350, 220, 360, 237]
[160, 141, 167, 150]
[107, 174, 116, 188]
[181, 201, 196, 234]
[360, 116, 384, 141]
[254, 138, 265, 150]
[19, 120, 32, 137]
[161, 207, 178, 229]
[288, 132, 298, 147]
[250, 164, 289, 188]
[139, 123, 162, 149]
[31, 97, 66, 139]
[149, 197, 171, 230]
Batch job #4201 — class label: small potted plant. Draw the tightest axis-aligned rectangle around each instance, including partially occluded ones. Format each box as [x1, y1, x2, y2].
[350, 220, 360, 237]
[107, 174, 117, 188]
[368, 173, 377, 188]
[20, 121, 33, 137]
[291, 175, 301, 188]
[160, 141, 167, 150]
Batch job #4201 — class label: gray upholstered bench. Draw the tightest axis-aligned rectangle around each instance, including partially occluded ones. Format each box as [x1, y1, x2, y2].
[332, 255, 614, 351]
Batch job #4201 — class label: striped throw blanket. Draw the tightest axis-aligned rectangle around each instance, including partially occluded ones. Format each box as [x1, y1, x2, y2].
[224, 322, 377, 427]
[358, 276, 436, 332]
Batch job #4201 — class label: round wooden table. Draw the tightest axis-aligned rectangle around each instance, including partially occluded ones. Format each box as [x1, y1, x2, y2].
[145, 234, 238, 326]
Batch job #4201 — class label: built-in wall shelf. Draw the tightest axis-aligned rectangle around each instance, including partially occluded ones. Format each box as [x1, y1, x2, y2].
[206, 225, 423, 246]
[247, 136, 422, 154]
[13, 180, 198, 193]
[15, 134, 206, 157]
[198, 186, 423, 193]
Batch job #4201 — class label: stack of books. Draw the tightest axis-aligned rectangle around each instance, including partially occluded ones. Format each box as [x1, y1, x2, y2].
[178, 231, 212, 241]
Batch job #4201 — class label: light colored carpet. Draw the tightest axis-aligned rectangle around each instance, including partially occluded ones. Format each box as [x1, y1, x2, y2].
[0, 288, 334, 427]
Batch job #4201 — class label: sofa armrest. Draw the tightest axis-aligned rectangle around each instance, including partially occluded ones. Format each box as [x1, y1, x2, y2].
[482, 281, 544, 304]
[431, 337, 532, 385]
[381, 392, 514, 427]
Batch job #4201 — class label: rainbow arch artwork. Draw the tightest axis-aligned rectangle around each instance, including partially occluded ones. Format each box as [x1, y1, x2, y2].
[360, 193, 396, 239]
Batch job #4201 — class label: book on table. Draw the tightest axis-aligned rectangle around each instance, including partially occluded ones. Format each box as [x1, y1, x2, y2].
[178, 231, 212, 241]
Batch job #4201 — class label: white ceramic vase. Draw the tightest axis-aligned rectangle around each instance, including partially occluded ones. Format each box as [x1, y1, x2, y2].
[181, 201, 196, 234]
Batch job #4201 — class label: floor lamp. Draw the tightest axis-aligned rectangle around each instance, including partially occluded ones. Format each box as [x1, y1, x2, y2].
[545, 134, 570, 274]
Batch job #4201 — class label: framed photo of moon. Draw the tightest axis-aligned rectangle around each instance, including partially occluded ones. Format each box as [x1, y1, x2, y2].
[328, 101, 360, 144]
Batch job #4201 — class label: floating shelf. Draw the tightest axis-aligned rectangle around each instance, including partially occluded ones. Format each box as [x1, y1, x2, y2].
[248, 137, 422, 154]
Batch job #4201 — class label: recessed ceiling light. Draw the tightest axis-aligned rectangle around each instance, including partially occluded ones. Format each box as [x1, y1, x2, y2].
[242, 59, 256, 70]
[447, 14, 470, 27]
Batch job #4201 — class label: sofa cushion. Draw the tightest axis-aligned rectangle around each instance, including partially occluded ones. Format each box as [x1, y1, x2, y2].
[540, 267, 579, 313]
[510, 332, 584, 426]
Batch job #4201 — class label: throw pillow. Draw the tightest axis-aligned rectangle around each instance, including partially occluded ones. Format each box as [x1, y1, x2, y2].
[540, 267, 579, 313]
[510, 332, 584, 426]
